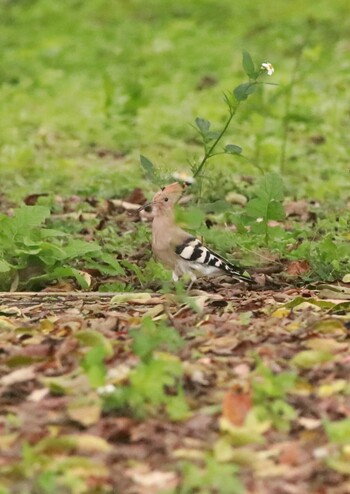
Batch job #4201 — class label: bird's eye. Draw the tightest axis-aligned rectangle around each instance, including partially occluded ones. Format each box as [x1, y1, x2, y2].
[164, 197, 169, 202]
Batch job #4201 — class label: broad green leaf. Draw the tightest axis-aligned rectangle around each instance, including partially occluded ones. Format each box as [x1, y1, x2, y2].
[56, 267, 89, 288]
[27, 267, 90, 289]
[234, 82, 256, 101]
[175, 205, 204, 230]
[245, 173, 285, 222]
[37, 242, 67, 264]
[258, 173, 284, 202]
[140, 154, 158, 183]
[205, 130, 221, 141]
[256, 199, 284, 221]
[224, 144, 242, 155]
[63, 239, 100, 259]
[242, 51, 256, 78]
[40, 228, 67, 238]
[195, 117, 211, 134]
[13, 206, 50, 231]
[85, 256, 125, 276]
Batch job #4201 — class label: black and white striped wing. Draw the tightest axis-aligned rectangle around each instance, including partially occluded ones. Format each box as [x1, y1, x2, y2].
[175, 237, 252, 282]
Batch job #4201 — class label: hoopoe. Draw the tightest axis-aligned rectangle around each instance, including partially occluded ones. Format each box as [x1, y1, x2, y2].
[139, 182, 253, 284]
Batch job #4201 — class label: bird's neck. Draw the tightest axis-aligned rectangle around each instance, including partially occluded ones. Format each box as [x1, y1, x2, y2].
[152, 211, 175, 242]
[152, 210, 174, 226]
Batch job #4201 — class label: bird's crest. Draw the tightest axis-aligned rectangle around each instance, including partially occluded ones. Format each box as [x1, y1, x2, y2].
[161, 182, 186, 196]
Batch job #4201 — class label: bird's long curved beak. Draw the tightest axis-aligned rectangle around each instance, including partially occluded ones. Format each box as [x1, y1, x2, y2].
[138, 202, 153, 212]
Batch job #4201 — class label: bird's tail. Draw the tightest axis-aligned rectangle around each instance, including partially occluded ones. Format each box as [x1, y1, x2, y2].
[223, 263, 254, 284]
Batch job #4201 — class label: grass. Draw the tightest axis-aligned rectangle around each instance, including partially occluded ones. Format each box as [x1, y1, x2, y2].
[1, 0, 350, 201]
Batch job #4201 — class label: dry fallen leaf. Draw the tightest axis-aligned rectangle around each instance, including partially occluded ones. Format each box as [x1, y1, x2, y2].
[0, 366, 36, 386]
[126, 464, 178, 491]
[222, 387, 252, 426]
[284, 199, 310, 221]
[285, 260, 310, 276]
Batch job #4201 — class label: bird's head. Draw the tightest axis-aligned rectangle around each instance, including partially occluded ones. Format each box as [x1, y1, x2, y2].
[139, 182, 187, 216]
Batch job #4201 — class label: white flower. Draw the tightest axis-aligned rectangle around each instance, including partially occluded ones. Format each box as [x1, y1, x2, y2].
[97, 384, 116, 394]
[172, 172, 195, 185]
[256, 217, 264, 223]
[261, 62, 274, 76]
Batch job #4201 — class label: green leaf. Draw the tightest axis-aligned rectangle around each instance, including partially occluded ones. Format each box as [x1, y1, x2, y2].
[27, 267, 90, 289]
[253, 365, 296, 401]
[86, 253, 125, 275]
[234, 82, 256, 102]
[13, 206, 50, 231]
[325, 419, 350, 445]
[291, 350, 333, 369]
[180, 455, 244, 494]
[166, 393, 190, 421]
[131, 317, 183, 362]
[63, 239, 100, 259]
[121, 259, 147, 283]
[81, 346, 107, 388]
[175, 205, 205, 230]
[242, 51, 256, 78]
[35, 471, 58, 494]
[258, 172, 285, 202]
[245, 173, 285, 222]
[86, 365, 106, 388]
[224, 144, 242, 155]
[129, 358, 183, 406]
[140, 154, 158, 184]
[204, 130, 221, 141]
[0, 259, 12, 273]
[76, 330, 114, 358]
[195, 117, 211, 134]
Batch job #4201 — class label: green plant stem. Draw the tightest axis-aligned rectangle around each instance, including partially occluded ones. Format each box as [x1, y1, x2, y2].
[193, 99, 244, 202]
[193, 101, 240, 182]
[193, 78, 262, 200]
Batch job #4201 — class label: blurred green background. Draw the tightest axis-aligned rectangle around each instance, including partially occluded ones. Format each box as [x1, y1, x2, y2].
[1, 0, 349, 201]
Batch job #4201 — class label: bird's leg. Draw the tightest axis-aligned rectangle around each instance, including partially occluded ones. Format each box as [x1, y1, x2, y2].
[186, 272, 197, 294]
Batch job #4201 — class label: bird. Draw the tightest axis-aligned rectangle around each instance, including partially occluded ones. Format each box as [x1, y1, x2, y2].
[139, 182, 253, 284]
